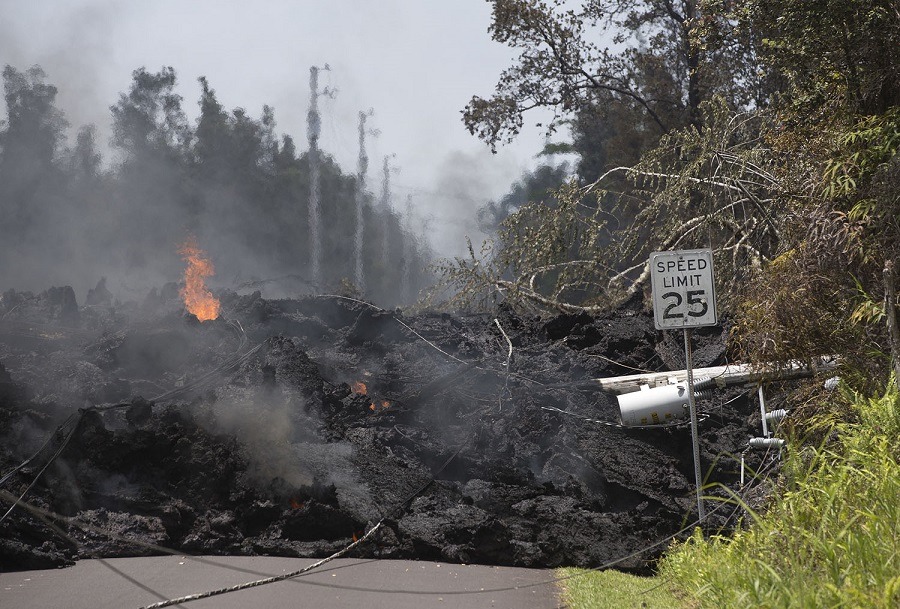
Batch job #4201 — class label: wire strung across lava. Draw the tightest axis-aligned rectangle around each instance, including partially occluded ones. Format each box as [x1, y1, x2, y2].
[0, 294, 775, 605]
[0, 340, 263, 525]
[0, 383, 780, 601]
[0, 294, 746, 524]
[0, 449, 782, 606]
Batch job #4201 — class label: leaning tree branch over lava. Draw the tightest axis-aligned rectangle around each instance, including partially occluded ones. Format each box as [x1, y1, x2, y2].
[432, 100, 787, 315]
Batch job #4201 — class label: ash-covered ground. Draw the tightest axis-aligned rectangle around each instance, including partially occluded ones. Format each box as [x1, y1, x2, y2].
[0, 284, 769, 573]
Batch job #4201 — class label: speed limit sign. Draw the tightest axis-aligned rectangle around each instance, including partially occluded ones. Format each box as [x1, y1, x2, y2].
[650, 249, 718, 330]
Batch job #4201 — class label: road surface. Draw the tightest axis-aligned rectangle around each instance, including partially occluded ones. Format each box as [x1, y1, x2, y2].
[0, 556, 563, 608]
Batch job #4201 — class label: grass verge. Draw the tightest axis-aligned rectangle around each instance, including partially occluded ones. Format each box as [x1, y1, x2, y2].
[659, 380, 900, 608]
[556, 568, 686, 609]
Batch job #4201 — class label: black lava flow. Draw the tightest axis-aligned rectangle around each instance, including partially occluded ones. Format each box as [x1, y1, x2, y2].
[0, 284, 770, 572]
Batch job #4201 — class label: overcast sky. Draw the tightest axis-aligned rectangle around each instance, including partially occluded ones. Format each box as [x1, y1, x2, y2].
[1, 0, 563, 256]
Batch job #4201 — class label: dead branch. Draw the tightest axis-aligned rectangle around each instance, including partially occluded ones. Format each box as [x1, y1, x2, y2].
[495, 279, 609, 314]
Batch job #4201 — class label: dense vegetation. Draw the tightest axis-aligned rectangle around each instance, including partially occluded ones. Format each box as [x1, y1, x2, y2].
[0, 65, 432, 305]
[661, 381, 900, 607]
[453, 2, 900, 607]
[437, 0, 900, 388]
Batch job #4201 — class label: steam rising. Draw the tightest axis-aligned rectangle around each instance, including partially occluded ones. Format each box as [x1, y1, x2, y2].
[206, 386, 372, 515]
[1, 2, 550, 305]
[0, 64, 435, 306]
[208, 388, 316, 489]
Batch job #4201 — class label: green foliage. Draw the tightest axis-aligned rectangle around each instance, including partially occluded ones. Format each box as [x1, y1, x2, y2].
[467, 0, 769, 172]
[450, 1, 795, 317]
[467, 0, 718, 153]
[815, 110, 900, 282]
[623, 99, 783, 301]
[732, 248, 867, 369]
[570, 91, 658, 185]
[748, 0, 900, 115]
[822, 109, 900, 200]
[734, 108, 900, 380]
[0, 65, 68, 165]
[698, 0, 900, 380]
[660, 381, 900, 609]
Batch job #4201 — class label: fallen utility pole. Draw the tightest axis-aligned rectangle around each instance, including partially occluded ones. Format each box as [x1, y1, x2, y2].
[595, 356, 839, 395]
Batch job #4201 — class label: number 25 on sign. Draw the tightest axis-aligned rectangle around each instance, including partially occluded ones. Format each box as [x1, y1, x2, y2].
[650, 249, 718, 330]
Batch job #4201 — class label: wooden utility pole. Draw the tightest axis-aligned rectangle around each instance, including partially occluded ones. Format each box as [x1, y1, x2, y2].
[307, 66, 322, 287]
[354, 111, 370, 292]
[594, 357, 840, 394]
[401, 194, 414, 304]
[379, 154, 394, 270]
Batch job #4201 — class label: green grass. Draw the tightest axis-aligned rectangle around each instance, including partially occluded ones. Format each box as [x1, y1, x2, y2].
[659, 380, 900, 609]
[556, 568, 686, 609]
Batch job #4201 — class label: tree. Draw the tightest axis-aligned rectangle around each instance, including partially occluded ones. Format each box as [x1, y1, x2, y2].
[193, 76, 231, 177]
[477, 162, 570, 231]
[108, 67, 191, 271]
[462, 0, 770, 272]
[193, 77, 278, 183]
[464, 0, 763, 153]
[436, 2, 777, 313]
[748, 0, 900, 115]
[67, 125, 102, 183]
[570, 90, 652, 183]
[728, 0, 900, 385]
[111, 66, 188, 160]
[0, 66, 67, 166]
[0, 65, 68, 242]
[432, 98, 784, 314]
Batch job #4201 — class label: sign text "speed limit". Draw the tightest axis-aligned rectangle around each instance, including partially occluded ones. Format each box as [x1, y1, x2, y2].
[650, 249, 718, 330]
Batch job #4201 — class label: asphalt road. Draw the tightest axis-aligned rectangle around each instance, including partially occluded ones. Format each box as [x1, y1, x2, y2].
[0, 556, 563, 609]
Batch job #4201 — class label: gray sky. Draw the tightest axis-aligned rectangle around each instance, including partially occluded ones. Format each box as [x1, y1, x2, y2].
[1, 0, 561, 256]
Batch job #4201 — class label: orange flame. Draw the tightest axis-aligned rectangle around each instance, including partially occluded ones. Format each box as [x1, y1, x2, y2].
[290, 498, 304, 510]
[352, 381, 367, 395]
[178, 238, 221, 321]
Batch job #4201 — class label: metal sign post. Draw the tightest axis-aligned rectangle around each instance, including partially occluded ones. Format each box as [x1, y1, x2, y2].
[650, 249, 717, 525]
[683, 327, 705, 523]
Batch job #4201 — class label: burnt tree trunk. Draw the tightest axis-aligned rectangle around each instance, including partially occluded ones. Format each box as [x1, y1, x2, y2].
[885, 260, 900, 390]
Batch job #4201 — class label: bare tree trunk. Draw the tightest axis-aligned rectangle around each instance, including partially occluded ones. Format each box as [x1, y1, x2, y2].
[885, 260, 900, 390]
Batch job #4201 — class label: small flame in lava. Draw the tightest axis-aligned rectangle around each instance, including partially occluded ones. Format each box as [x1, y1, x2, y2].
[290, 498, 304, 510]
[178, 238, 221, 321]
[352, 381, 367, 395]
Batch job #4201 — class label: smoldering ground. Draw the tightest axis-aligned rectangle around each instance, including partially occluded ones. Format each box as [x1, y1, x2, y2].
[1, 287, 771, 572]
